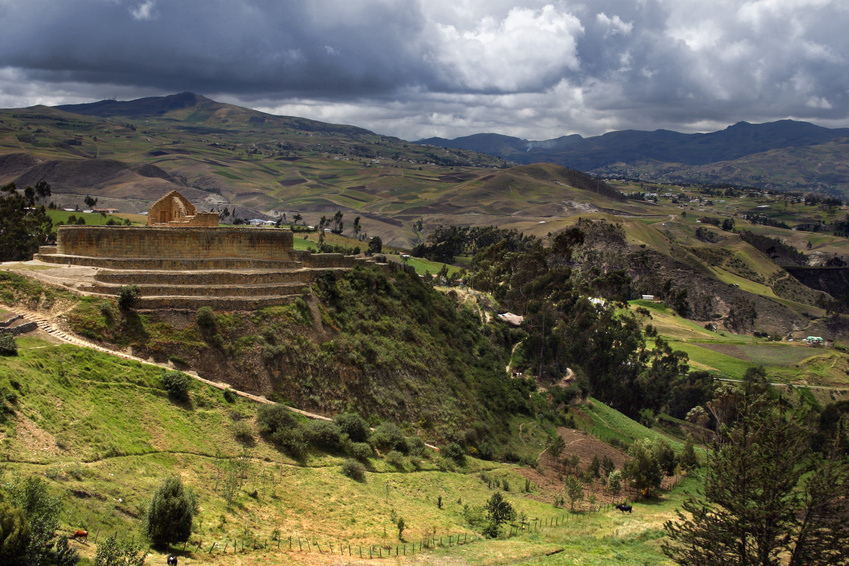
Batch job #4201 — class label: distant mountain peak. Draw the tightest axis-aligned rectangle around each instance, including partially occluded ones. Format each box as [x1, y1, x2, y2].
[55, 92, 214, 117]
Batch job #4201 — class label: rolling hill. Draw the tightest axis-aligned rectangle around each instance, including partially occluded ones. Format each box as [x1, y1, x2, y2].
[419, 120, 849, 197]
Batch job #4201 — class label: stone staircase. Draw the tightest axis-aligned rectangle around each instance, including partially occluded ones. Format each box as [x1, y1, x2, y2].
[72, 267, 353, 310]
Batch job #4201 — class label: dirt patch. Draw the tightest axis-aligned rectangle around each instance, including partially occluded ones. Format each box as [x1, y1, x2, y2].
[516, 426, 682, 508]
[513, 427, 635, 508]
[11, 414, 61, 458]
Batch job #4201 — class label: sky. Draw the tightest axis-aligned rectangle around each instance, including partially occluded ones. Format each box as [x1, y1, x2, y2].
[1, 0, 848, 141]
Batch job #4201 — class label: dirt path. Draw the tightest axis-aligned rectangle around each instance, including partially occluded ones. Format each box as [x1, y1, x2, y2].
[4, 305, 332, 422]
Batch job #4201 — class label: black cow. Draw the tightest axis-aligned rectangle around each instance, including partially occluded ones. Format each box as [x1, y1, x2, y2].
[615, 503, 632, 514]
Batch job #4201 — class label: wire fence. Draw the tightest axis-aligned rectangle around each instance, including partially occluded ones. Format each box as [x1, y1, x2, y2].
[79, 476, 686, 559]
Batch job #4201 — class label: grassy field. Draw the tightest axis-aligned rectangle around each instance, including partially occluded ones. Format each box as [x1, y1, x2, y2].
[46, 209, 136, 226]
[0, 333, 690, 565]
[571, 400, 685, 451]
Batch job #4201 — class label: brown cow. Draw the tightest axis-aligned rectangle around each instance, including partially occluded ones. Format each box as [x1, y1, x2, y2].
[72, 530, 88, 542]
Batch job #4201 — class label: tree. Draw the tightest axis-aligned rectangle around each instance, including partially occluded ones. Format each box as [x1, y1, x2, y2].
[607, 469, 622, 495]
[624, 439, 662, 496]
[0, 502, 29, 565]
[564, 476, 584, 511]
[547, 434, 565, 460]
[367, 236, 382, 255]
[664, 392, 849, 566]
[0, 183, 53, 262]
[34, 181, 51, 203]
[161, 370, 191, 402]
[144, 477, 198, 548]
[483, 492, 515, 538]
[352, 216, 361, 238]
[2, 474, 79, 566]
[332, 210, 344, 234]
[117, 285, 140, 311]
[84, 195, 98, 208]
[0, 332, 16, 356]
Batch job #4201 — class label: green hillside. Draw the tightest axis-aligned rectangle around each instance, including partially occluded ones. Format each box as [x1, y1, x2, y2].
[0, 332, 690, 566]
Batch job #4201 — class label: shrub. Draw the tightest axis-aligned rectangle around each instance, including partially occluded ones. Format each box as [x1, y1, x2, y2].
[161, 371, 191, 402]
[348, 442, 373, 461]
[3, 475, 79, 565]
[484, 492, 515, 538]
[144, 476, 197, 548]
[0, 502, 29, 564]
[405, 436, 427, 457]
[441, 442, 466, 466]
[333, 412, 370, 443]
[116, 285, 140, 310]
[0, 331, 16, 356]
[370, 422, 407, 453]
[341, 458, 365, 482]
[232, 421, 253, 444]
[94, 532, 145, 566]
[223, 389, 236, 404]
[196, 306, 217, 329]
[385, 450, 404, 469]
[305, 420, 343, 452]
[257, 404, 308, 459]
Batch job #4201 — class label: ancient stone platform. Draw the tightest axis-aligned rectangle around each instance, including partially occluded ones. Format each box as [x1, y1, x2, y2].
[31, 225, 370, 310]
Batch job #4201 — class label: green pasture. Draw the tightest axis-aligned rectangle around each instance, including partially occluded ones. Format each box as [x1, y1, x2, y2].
[667, 341, 753, 378]
[46, 209, 133, 226]
[571, 399, 684, 451]
[0, 335, 696, 566]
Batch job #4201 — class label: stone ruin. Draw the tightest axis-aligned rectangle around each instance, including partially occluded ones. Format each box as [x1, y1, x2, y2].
[147, 190, 219, 227]
[34, 191, 377, 310]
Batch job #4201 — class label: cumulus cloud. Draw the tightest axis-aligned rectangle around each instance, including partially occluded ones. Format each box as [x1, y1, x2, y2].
[131, 0, 157, 21]
[0, 0, 848, 139]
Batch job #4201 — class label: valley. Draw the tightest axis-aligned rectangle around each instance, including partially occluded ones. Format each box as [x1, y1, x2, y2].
[1, 93, 849, 565]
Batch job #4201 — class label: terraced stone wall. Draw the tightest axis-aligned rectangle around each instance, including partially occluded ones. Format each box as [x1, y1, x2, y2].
[55, 226, 295, 260]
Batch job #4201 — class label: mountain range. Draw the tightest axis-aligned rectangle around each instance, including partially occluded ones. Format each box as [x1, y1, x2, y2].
[419, 121, 849, 196]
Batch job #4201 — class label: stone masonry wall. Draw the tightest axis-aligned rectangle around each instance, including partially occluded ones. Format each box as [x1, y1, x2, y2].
[56, 226, 295, 260]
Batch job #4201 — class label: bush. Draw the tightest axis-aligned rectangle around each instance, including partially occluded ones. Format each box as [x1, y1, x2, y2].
[196, 306, 217, 330]
[341, 458, 365, 482]
[305, 420, 343, 452]
[370, 422, 407, 453]
[232, 421, 253, 444]
[94, 532, 145, 566]
[0, 502, 29, 564]
[385, 450, 404, 468]
[348, 442, 373, 461]
[223, 389, 236, 403]
[116, 285, 140, 310]
[0, 331, 16, 356]
[333, 412, 370, 443]
[441, 442, 466, 466]
[1, 475, 79, 566]
[144, 476, 197, 548]
[405, 436, 428, 457]
[161, 371, 191, 402]
[257, 404, 308, 459]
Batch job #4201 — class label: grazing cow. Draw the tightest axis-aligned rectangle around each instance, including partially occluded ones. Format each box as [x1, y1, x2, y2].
[615, 503, 632, 514]
[72, 530, 88, 542]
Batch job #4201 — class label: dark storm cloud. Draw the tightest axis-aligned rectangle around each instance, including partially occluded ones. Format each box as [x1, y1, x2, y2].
[0, 0, 432, 97]
[2, 0, 849, 139]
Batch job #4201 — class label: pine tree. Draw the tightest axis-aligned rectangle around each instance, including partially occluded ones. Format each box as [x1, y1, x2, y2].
[664, 391, 849, 566]
[145, 477, 198, 548]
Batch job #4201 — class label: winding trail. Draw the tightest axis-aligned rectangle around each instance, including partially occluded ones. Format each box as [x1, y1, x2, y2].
[5, 305, 331, 421]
